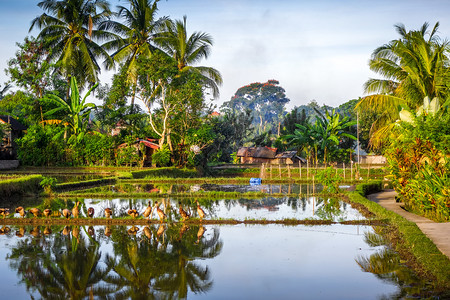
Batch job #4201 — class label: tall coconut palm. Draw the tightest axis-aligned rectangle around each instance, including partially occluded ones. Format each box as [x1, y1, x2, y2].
[100, 0, 168, 112]
[30, 0, 115, 90]
[156, 15, 223, 98]
[357, 22, 450, 147]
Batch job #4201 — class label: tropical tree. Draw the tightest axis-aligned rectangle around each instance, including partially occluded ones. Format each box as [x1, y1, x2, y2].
[30, 0, 114, 91]
[285, 109, 356, 164]
[100, 0, 168, 112]
[222, 80, 290, 135]
[156, 15, 223, 98]
[44, 77, 97, 136]
[357, 22, 450, 148]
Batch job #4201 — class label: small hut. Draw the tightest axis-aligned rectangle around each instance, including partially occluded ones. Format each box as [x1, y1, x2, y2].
[236, 146, 277, 164]
[273, 151, 306, 165]
[117, 138, 159, 166]
[0, 115, 27, 159]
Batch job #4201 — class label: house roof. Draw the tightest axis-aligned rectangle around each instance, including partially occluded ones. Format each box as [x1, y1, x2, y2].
[275, 151, 307, 163]
[237, 146, 277, 158]
[0, 115, 27, 131]
[118, 138, 160, 150]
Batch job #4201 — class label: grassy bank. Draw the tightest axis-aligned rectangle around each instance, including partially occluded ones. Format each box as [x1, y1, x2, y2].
[348, 183, 450, 289]
[0, 175, 43, 196]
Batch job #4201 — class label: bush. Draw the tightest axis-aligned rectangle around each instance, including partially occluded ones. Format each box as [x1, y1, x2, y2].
[354, 181, 382, 197]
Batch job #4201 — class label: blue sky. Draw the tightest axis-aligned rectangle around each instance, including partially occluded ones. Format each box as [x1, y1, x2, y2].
[1, 0, 450, 109]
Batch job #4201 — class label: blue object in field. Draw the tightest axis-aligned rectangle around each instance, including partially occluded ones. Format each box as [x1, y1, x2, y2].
[249, 177, 262, 185]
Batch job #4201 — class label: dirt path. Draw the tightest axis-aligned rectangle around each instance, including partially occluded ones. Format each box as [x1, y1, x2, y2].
[368, 189, 450, 260]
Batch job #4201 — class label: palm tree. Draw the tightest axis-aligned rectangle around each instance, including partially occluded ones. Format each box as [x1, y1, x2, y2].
[157, 15, 223, 98]
[30, 0, 115, 90]
[100, 0, 168, 112]
[44, 77, 97, 135]
[357, 22, 450, 147]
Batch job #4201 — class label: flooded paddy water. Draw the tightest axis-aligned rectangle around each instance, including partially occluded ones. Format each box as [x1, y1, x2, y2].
[0, 181, 441, 298]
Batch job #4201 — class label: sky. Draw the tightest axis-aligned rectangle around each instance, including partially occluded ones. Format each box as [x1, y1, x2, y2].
[1, 0, 450, 110]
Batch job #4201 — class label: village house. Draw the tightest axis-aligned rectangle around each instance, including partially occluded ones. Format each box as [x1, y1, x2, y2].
[237, 146, 306, 165]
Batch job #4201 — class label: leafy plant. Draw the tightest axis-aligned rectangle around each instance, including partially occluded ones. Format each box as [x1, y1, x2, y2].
[40, 176, 57, 193]
[316, 167, 341, 194]
[152, 145, 171, 167]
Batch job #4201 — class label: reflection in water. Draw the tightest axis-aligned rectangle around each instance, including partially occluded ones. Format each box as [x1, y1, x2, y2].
[0, 224, 443, 298]
[356, 231, 435, 299]
[6, 224, 222, 299]
[76, 196, 363, 222]
[73, 183, 328, 195]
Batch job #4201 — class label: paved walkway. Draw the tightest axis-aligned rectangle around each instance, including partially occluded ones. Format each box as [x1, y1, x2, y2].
[367, 189, 450, 260]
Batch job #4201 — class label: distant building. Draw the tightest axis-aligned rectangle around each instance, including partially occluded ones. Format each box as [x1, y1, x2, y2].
[273, 150, 307, 165]
[359, 155, 386, 164]
[0, 115, 27, 160]
[236, 147, 306, 165]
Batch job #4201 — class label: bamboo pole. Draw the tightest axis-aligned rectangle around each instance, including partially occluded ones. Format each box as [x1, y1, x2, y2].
[299, 161, 302, 179]
[287, 164, 291, 178]
[343, 162, 346, 180]
[278, 164, 282, 180]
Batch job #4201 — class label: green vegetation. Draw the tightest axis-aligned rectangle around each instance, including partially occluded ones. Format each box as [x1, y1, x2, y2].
[0, 175, 43, 196]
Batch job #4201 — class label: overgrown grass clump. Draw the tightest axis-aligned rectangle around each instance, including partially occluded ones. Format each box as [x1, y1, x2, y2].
[0, 175, 43, 196]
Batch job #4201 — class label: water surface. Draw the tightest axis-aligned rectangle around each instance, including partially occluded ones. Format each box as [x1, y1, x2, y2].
[0, 224, 429, 299]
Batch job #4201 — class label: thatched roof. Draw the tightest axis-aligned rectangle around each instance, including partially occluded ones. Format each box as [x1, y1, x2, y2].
[237, 147, 277, 158]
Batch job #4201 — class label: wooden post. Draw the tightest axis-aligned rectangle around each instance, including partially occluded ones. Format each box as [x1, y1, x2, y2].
[287, 164, 291, 178]
[367, 163, 371, 181]
[351, 161, 353, 182]
[270, 164, 273, 180]
[278, 164, 282, 180]
[343, 162, 346, 181]
[307, 160, 309, 181]
[299, 161, 302, 179]
[312, 175, 315, 194]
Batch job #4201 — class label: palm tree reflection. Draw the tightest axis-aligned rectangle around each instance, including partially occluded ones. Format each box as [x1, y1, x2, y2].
[356, 230, 432, 298]
[7, 223, 222, 299]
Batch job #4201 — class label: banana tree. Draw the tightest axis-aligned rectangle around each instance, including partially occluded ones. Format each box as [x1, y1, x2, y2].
[44, 77, 97, 136]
